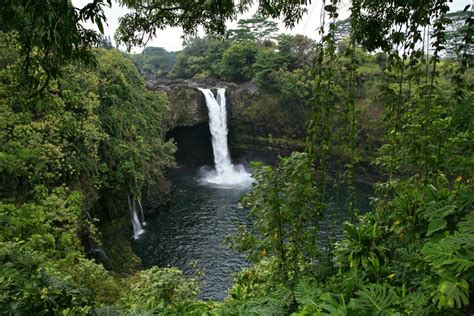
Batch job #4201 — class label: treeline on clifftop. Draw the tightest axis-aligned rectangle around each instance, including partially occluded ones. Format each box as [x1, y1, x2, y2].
[1, 0, 474, 314]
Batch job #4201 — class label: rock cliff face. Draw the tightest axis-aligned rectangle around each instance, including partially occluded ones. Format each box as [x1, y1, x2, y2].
[147, 78, 305, 165]
[146, 79, 257, 131]
[147, 79, 208, 132]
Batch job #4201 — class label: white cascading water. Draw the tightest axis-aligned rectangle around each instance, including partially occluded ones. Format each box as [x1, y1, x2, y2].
[137, 197, 146, 226]
[128, 194, 144, 239]
[198, 88, 253, 187]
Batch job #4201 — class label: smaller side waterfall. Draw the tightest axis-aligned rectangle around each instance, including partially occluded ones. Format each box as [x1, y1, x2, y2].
[137, 197, 146, 226]
[198, 88, 253, 187]
[128, 194, 144, 239]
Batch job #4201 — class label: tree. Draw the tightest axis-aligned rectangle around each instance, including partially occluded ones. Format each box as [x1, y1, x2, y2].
[234, 153, 320, 282]
[334, 18, 352, 43]
[99, 35, 114, 49]
[253, 48, 281, 89]
[227, 15, 279, 42]
[0, 0, 111, 94]
[170, 37, 229, 78]
[217, 42, 261, 82]
[444, 10, 474, 58]
[2, 0, 308, 87]
[276, 34, 316, 70]
[116, 0, 308, 48]
[131, 46, 177, 77]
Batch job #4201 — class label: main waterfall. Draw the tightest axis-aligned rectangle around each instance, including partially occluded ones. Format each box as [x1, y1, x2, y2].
[198, 88, 253, 187]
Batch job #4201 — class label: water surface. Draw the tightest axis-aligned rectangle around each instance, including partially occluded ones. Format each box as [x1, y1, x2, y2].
[133, 167, 251, 300]
[133, 167, 373, 300]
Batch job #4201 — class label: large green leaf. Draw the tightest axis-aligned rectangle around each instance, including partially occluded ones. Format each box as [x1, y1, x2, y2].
[314, 293, 351, 316]
[294, 278, 321, 307]
[458, 211, 474, 234]
[432, 279, 469, 308]
[422, 241, 458, 269]
[426, 218, 447, 236]
[353, 284, 399, 315]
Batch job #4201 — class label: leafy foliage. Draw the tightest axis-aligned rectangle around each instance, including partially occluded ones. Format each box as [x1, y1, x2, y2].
[227, 14, 279, 42]
[0, 37, 177, 313]
[94, 49, 176, 196]
[224, 2, 474, 316]
[0, 0, 111, 94]
[170, 37, 230, 79]
[116, 0, 309, 49]
[118, 267, 201, 313]
[1, 0, 473, 315]
[230, 153, 320, 282]
[218, 42, 262, 82]
[130, 46, 177, 77]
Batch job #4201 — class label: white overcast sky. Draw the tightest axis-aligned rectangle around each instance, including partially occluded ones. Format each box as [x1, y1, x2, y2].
[72, 0, 472, 53]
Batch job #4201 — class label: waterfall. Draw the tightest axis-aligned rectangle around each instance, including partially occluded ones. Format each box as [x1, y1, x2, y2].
[137, 197, 146, 226]
[128, 194, 144, 239]
[198, 88, 253, 187]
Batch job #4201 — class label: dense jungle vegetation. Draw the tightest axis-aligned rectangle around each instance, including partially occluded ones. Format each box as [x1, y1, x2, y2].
[1, 0, 473, 314]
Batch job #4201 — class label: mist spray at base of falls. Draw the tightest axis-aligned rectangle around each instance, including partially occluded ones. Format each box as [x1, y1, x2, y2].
[198, 88, 253, 188]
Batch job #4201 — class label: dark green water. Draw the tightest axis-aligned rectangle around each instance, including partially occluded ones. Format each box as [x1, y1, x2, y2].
[132, 168, 252, 300]
[133, 167, 373, 300]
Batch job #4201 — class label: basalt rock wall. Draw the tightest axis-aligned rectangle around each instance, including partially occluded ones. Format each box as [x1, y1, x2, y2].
[147, 79, 305, 165]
